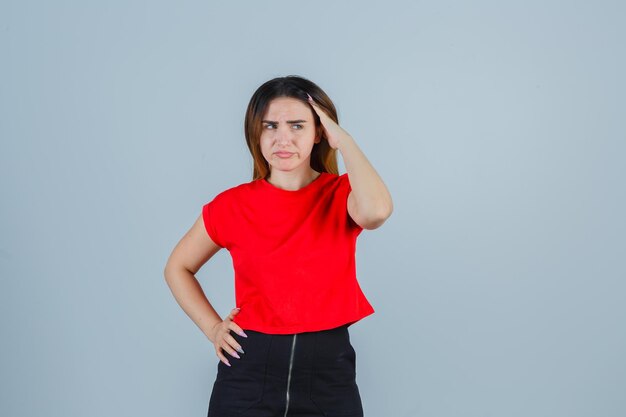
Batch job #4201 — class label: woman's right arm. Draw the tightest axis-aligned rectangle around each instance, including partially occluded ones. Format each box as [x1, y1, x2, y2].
[163, 214, 246, 366]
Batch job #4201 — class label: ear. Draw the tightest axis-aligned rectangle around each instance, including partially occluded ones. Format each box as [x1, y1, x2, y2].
[315, 126, 323, 143]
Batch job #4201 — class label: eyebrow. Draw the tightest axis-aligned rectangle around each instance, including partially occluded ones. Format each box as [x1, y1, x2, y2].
[261, 119, 308, 124]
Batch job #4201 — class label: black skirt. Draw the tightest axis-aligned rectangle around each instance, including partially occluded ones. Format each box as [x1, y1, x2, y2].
[207, 323, 364, 417]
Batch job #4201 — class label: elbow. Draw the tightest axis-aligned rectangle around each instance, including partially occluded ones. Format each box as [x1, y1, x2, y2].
[383, 199, 394, 220]
[164, 264, 173, 283]
[164, 262, 196, 283]
[359, 202, 393, 230]
[163, 263, 181, 283]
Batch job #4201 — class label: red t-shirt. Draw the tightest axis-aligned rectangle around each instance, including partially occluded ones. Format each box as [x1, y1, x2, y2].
[201, 171, 375, 334]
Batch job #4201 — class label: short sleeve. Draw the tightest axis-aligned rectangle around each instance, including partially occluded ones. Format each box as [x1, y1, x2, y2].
[340, 173, 364, 233]
[201, 197, 226, 248]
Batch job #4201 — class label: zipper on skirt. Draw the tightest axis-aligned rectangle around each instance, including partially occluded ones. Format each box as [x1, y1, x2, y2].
[283, 334, 298, 417]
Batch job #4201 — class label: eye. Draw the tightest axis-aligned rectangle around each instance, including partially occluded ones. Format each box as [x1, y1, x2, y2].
[264, 123, 276, 129]
[292, 124, 303, 130]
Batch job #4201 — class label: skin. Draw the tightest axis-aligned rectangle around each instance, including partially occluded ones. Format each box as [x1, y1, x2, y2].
[164, 94, 393, 367]
[306, 93, 393, 230]
[260, 96, 322, 190]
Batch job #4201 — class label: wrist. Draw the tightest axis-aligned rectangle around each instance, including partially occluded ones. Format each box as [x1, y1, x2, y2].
[336, 134, 355, 153]
[206, 320, 222, 343]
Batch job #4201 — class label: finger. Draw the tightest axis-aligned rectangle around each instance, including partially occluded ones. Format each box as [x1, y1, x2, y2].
[306, 93, 322, 111]
[306, 94, 330, 121]
[220, 340, 241, 359]
[228, 307, 241, 319]
[224, 333, 245, 354]
[215, 348, 231, 367]
[230, 322, 248, 338]
[309, 100, 323, 114]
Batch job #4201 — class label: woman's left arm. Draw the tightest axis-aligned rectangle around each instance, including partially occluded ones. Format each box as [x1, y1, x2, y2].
[308, 94, 393, 230]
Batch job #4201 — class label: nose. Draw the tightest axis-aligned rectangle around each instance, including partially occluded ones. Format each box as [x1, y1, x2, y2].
[273, 125, 293, 145]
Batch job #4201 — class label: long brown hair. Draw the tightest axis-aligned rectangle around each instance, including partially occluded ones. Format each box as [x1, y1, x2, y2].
[244, 75, 340, 180]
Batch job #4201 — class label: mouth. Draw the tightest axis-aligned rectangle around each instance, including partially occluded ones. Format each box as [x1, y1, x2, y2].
[274, 152, 294, 158]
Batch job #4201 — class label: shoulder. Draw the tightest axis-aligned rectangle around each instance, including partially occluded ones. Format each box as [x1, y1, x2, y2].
[207, 179, 258, 203]
[322, 172, 352, 191]
[327, 172, 351, 183]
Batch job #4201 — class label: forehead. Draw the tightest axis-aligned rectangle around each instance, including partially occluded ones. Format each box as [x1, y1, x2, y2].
[263, 97, 313, 120]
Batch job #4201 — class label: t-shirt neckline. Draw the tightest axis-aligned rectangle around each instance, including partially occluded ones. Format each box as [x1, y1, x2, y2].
[261, 171, 327, 194]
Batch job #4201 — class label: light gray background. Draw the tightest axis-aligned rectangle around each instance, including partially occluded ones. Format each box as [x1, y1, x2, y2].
[1, 1, 624, 416]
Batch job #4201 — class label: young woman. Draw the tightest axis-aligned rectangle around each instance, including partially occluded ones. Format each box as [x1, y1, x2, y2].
[164, 75, 393, 417]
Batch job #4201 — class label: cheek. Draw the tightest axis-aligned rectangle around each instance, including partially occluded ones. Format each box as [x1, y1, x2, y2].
[297, 129, 315, 140]
[259, 135, 271, 150]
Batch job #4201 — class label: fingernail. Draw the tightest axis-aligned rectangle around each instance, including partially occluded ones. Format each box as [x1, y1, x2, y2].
[225, 360, 231, 367]
[232, 352, 240, 359]
[307, 93, 313, 101]
[239, 331, 248, 338]
[236, 346, 245, 354]
[235, 307, 241, 311]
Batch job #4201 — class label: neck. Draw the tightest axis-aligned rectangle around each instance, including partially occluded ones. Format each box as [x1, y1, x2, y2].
[266, 169, 321, 191]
